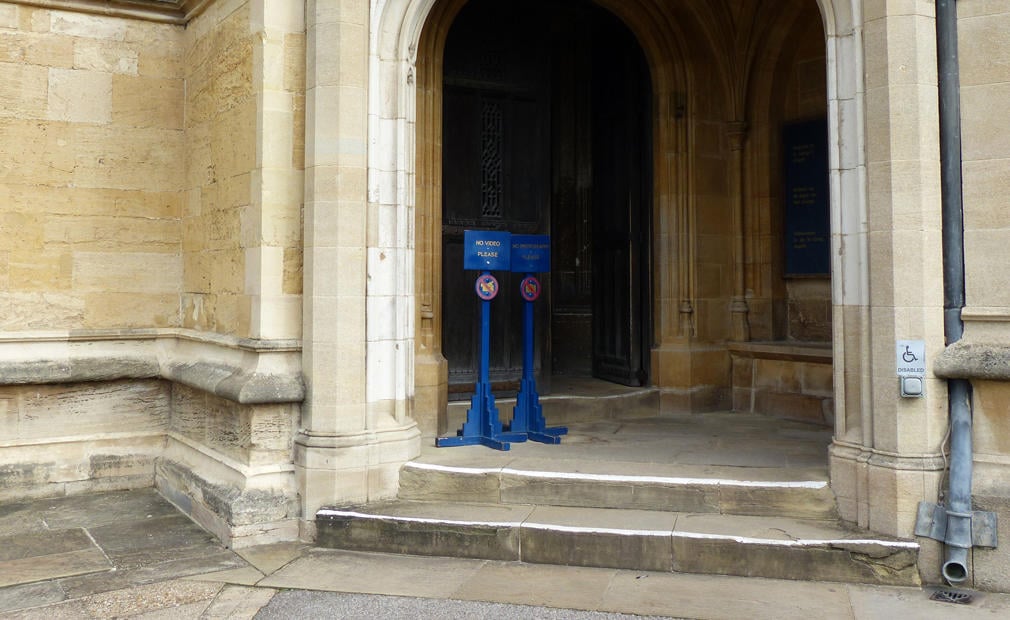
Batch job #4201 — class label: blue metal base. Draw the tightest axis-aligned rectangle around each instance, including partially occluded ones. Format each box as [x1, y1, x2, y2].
[528, 428, 567, 444]
[436, 382, 519, 451]
[510, 378, 567, 445]
[435, 434, 511, 450]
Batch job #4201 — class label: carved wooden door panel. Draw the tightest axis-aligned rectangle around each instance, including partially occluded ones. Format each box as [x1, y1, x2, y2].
[441, 0, 650, 394]
[441, 2, 550, 396]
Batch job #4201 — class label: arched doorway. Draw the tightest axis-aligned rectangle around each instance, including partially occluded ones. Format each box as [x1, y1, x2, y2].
[301, 0, 885, 528]
[402, 0, 867, 439]
[439, 0, 653, 398]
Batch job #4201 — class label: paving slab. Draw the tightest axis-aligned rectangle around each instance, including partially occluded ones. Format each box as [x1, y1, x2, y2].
[453, 561, 618, 611]
[0, 504, 47, 538]
[846, 584, 1010, 619]
[600, 571, 855, 620]
[86, 513, 222, 570]
[0, 579, 222, 620]
[197, 584, 278, 619]
[0, 529, 111, 588]
[181, 565, 265, 586]
[57, 550, 247, 600]
[0, 581, 67, 613]
[260, 548, 489, 599]
[235, 541, 309, 575]
[32, 489, 180, 530]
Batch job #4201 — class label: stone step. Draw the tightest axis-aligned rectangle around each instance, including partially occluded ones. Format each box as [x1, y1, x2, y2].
[398, 458, 838, 520]
[315, 501, 920, 586]
[447, 385, 659, 430]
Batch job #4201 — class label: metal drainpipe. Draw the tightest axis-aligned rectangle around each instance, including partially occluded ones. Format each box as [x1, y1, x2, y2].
[936, 0, 972, 585]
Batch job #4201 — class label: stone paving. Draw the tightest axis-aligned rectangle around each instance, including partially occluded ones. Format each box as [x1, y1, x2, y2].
[2, 488, 1010, 618]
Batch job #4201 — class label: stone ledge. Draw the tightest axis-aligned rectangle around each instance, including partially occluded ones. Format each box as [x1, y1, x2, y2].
[11, 0, 212, 24]
[0, 329, 304, 405]
[934, 341, 1010, 381]
[728, 341, 832, 363]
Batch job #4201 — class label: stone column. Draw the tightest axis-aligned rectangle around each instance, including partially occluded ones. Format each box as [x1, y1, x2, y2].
[247, 0, 305, 341]
[297, 0, 419, 536]
[829, 1, 946, 554]
[727, 120, 750, 342]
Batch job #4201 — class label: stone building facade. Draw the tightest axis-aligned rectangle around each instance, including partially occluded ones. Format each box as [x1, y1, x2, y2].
[1, 0, 1010, 590]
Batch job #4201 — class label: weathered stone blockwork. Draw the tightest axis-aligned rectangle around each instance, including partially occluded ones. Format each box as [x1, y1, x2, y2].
[0, 4, 185, 331]
[0, 380, 168, 501]
[730, 344, 833, 426]
[0, 0, 304, 548]
[182, 0, 304, 339]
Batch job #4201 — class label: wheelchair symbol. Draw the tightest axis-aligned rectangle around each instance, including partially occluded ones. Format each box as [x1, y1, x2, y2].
[901, 346, 918, 363]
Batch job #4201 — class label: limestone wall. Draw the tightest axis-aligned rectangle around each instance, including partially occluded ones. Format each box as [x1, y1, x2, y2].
[0, 0, 305, 548]
[956, 0, 1010, 592]
[0, 379, 169, 500]
[960, 1, 1010, 316]
[181, 0, 304, 340]
[0, 3, 185, 330]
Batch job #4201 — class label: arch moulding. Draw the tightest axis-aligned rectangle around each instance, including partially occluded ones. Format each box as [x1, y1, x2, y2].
[363, 0, 871, 469]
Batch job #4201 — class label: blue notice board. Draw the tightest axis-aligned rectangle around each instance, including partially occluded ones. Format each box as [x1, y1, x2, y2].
[464, 230, 511, 271]
[510, 235, 550, 273]
[783, 118, 830, 276]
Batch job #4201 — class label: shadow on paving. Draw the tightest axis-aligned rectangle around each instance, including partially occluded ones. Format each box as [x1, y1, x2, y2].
[0, 489, 247, 613]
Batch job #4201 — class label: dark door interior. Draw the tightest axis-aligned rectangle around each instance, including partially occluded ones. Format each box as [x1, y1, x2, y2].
[589, 18, 652, 386]
[442, 0, 651, 396]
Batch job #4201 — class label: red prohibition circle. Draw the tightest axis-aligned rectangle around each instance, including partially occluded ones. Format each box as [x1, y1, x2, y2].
[520, 276, 541, 302]
[475, 274, 499, 300]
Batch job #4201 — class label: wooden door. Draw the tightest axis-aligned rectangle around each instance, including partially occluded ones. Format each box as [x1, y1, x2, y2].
[589, 14, 652, 386]
[441, 1, 550, 395]
[441, 0, 651, 393]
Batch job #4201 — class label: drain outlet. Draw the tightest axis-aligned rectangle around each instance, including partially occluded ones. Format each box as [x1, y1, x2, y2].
[930, 589, 973, 605]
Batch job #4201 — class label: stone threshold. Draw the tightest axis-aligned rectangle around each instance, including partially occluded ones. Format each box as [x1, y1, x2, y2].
[399, 459, 837, 520]
[316, 500, 921, 586]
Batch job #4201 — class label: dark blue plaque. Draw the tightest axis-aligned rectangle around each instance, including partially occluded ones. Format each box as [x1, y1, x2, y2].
[783, 119, 830, 276]
[463, 230, 511, 271]
[510, 235, 550, 273]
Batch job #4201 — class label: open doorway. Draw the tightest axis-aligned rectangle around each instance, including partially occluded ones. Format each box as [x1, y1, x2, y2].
[440, 0, 653, 399]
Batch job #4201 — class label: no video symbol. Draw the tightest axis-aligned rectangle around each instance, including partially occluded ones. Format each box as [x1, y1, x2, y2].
[475, 274, 499, 301]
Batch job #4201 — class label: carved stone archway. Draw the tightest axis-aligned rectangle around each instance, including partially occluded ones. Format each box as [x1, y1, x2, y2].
[350, 0, 870, 511]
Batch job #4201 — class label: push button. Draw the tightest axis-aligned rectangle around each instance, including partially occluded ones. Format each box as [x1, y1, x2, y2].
[900, 376, 924, 398]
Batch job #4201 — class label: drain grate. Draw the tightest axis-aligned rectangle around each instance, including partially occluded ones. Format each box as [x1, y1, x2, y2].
[930, 589, 973, 605]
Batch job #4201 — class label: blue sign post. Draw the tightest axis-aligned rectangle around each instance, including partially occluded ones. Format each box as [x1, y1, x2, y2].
[436, 230, 522, 450]
[509, 235, 567, 444]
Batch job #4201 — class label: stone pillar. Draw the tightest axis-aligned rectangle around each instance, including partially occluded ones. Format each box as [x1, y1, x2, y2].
[727, 120, 750, 342]
[297, 0, 420, 536]
[829, 1, 946, 549]
[246, 0, 305, 341]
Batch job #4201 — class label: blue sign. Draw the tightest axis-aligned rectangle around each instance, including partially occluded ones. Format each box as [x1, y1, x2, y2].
[510, 235, 550, 273]
[464, 230, 511, 271]
[783, 119, 830, 276]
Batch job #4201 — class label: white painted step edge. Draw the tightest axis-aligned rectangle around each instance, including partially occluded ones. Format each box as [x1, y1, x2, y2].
[404, 461, 828, 489]
[316, 509, 919, 549]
